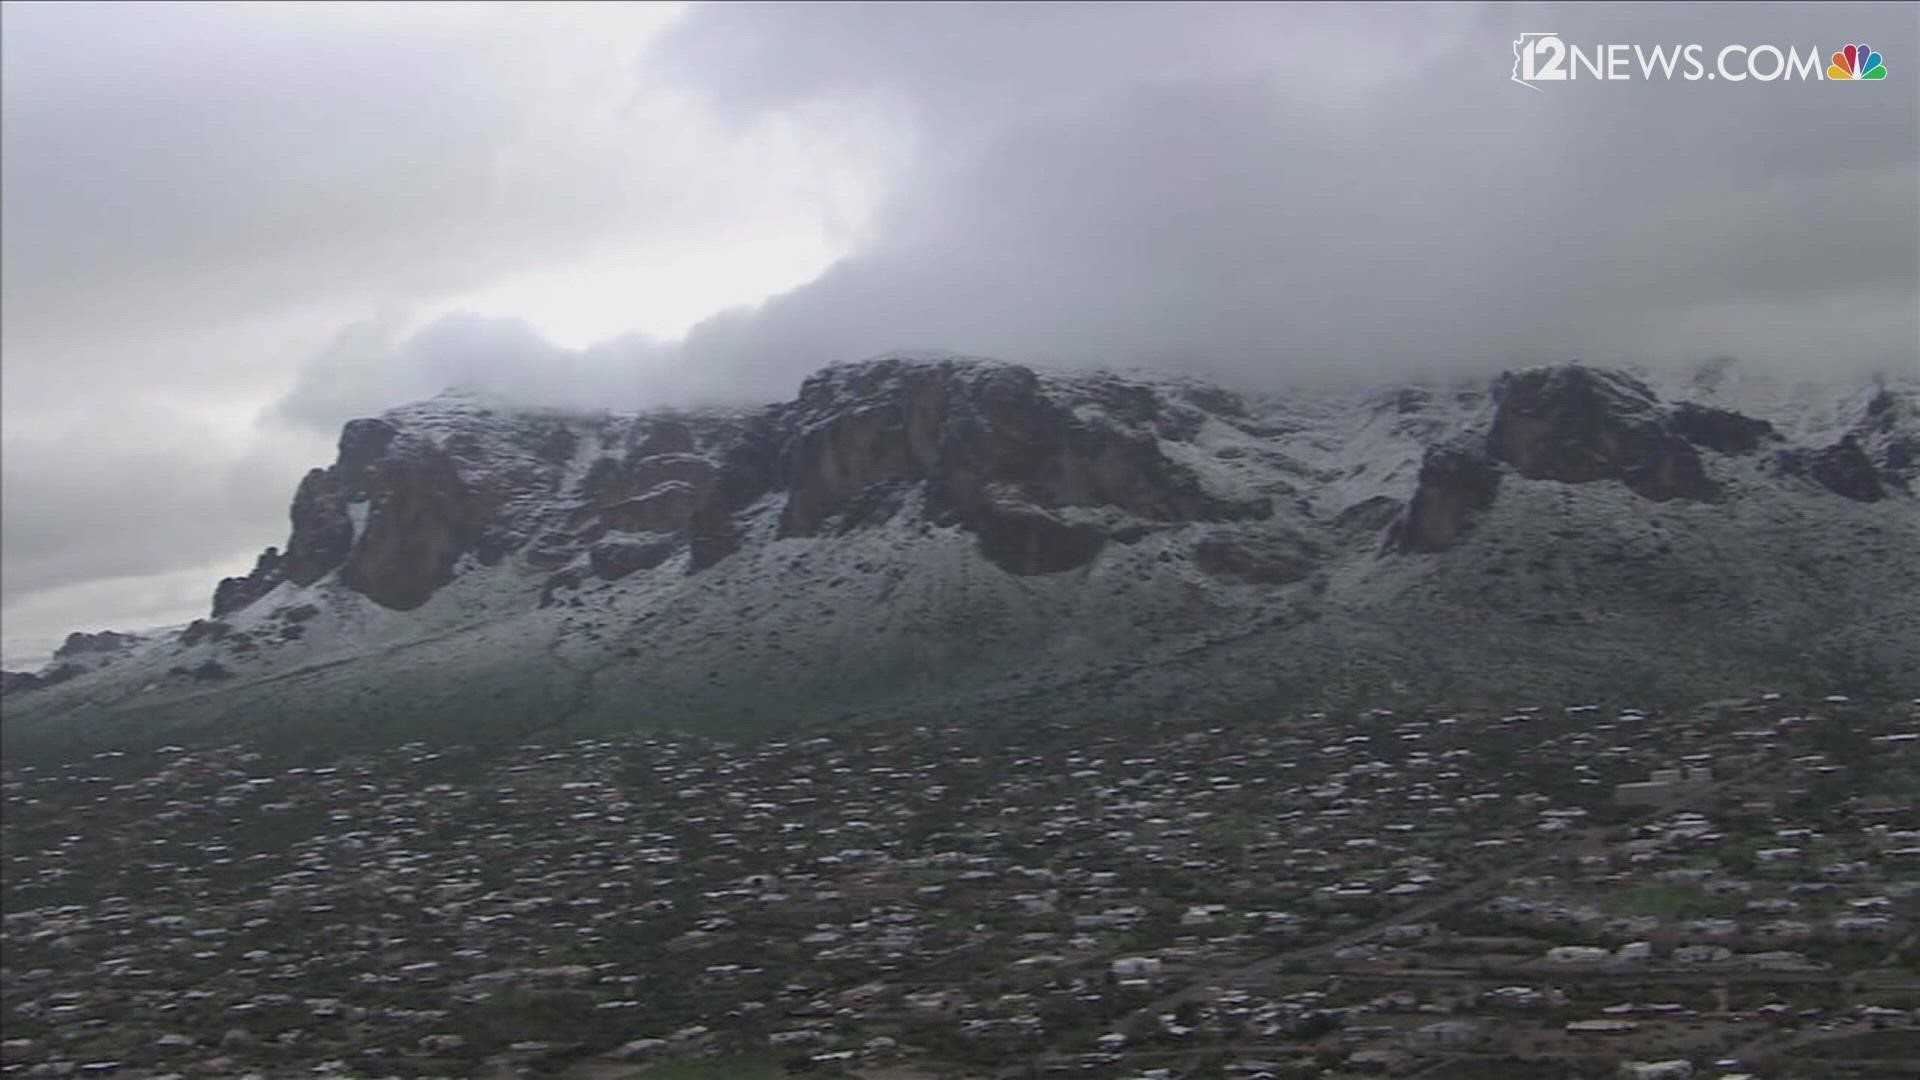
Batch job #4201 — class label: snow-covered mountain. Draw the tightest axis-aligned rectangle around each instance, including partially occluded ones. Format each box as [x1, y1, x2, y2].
[5, 354, 1916, 755]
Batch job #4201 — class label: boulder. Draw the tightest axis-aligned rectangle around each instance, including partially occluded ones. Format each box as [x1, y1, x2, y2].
[168, 659, 232, 682]
[1333, 495, 1404, 540]
[589, 537, 679, 580]
[275, 604, 321, 624]
[1193, 530, 1320, 585]
[539, 568, 584, 607]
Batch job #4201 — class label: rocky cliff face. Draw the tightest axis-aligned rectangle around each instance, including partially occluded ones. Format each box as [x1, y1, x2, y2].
[209, 357, 1277, 617]
[1860, 387, 1918, 489]
[338, 433, 490, 609]
[767, 359, 1268, 573]
[1390, 365, 1842, 552]
[1776, 435, 1885, 503]
[1486, 367, 1719, 503]
[5, 355, 1916, 741]
[1390, 444, 1502, 553]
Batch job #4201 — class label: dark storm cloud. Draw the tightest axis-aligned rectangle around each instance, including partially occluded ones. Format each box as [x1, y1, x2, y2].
[655, 1, 1918, 389]
[273, 0, 1920, 427]
[3, 3, 517, 350]
[5, 2, 1917, 659]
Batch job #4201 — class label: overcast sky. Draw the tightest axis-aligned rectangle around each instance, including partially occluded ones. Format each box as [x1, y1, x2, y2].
[3, 1, 1916, 666]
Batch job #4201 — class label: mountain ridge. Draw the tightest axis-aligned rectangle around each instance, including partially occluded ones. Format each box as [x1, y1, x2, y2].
[4, 353, 1916, 757]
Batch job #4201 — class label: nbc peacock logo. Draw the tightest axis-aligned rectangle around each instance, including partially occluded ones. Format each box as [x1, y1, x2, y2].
[1827, 43, 1887, 80]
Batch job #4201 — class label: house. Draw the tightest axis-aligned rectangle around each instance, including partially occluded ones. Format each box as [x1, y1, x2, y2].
[1110, 956, 1163, 978]
[1614, 941, 1652, 964]
[1615, 764, 1711, 805]
[1619, 1061, 1693, 1080]
[1414, 1020, 1480, 1047]
[1831, 916, 1895, 940]
[1672, 945, 1732, 965]
[1567, 1019, 1638, 1034]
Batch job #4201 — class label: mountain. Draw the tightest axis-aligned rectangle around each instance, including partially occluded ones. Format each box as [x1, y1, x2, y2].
[4, 354, 1916, 757]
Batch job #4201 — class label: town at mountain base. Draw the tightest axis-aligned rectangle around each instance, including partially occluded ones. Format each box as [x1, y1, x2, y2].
[4, 354, 1916, 756]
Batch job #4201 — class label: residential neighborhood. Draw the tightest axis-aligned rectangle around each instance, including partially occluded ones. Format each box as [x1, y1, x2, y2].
[2, 693, 1914, 1078]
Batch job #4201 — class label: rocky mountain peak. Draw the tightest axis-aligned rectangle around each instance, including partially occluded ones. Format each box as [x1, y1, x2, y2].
[769, 355, 1269, 573]
[7, 356, 1913, 738]
[193, 357, 1918, 618]
[1388, 362, 1914, 552]
[1488, 365, 1717, 502]
[204, 355, 1278, 618]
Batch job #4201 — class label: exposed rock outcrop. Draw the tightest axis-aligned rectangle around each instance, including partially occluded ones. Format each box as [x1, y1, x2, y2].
[167, 659, 233, 682]
[1777, 435, 1886, 502]
[213, 548, 284, 618]
[1389, 445, 1502, 553]
[203, 356, 1283, 613]
[336, 419, 399, 497]
[1333, 496, 1403, 540]
[600, 483, 701, 534]
[687, 414, 782, 571]
[188, 357, 1906, 645]
[55, 630, 140, 658]
[972, 503, 1107, 576]
[1667, 402, 1779, 455]
[339, 435, 487, 610]
[580, 451, 717, 516]
[1856, 386, 1917, 490]
[539, 568, 584, 607]
[590, 536, 679, 580]
[1194, 529, 1319, 585]
[0, 664, 82, 696]
[1489, 367, 1717, 502]
[281, 469, 354, 586]
[213, 439, 369, 617]
[769, 358, 1268, 574]
[178, 619, 231, 646]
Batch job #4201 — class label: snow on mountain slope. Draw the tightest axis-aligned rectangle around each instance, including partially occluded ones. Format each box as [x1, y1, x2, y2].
[4, 354, 1915, 755]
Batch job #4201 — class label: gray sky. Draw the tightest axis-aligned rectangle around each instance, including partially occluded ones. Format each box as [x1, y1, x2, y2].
[4, 1, 1916, 666]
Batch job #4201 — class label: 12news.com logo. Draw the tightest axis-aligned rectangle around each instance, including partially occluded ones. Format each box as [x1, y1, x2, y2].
[1512, 32, 1887, 88]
